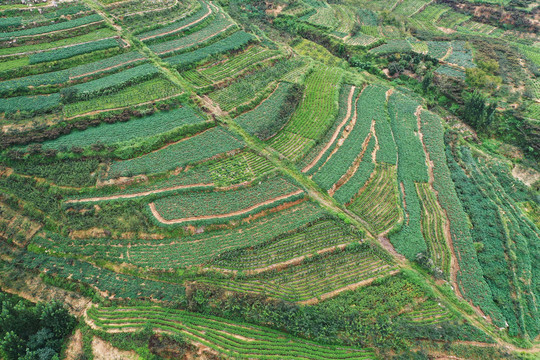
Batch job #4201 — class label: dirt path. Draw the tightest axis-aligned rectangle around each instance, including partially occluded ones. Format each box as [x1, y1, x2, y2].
[148, 189, 303, 224]
[65, 182, 214, 204]
[201, 95, 227, 117]
[299, 269, 399, 305]
[139, 2, 214, 41]
[302, 85, 357, 173]
[2, 20, 105, 41]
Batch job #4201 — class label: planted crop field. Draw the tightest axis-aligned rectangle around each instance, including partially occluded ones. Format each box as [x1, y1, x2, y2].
[416, 183, 451, 277]
[107, 126, 245, 178]
[345, 33, 379, 47]
[280, 66, 343, 141]
[183, 46, 281, 88]
[427, 41, 451, 60]
[0, 0, 535, 357]
[0, 51, 148, 95]
[348, 164, 401, 235]
[0, 14, 103, 40]
[149, 176, 302, 224]
[209, 59, 299, 112]
[33, 201, 326, 269]
[436, 10, 470, 29]
[63, 77, 181, 118]
[435, 64, 466, 80]
[209, 218, 362, 271]
[28, 38, 120, 64]
[208, 151, 276, 187]
[293, 39, 346, 67]
[312, 84, 386, 193]
[235, 82, 294, 140]
[304, 5, 338, 30]
[370, 40, 413, 54]
[136, 1, 214, 42]
[0, 27, 116, 58]
[17, 252, 186, 302]
[88, 306, 377, 360]
[66, 166, 214, 204]
[67, 63, 160, 101]
[392, 0, 431, 17]
[0, 93, 60, 114]
[387, 91, 429, 259]
[445, 41, 475, 68]
[148, 12, 236, 57]
[418, 110, 506, 327]
[40, 106, 207, 150]
[268, 131, 315, 162]
[164, 31, 256, 69]
[202, 244, 396, 303]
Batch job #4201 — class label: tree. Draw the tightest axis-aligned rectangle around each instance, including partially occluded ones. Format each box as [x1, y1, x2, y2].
[422, 72, 433, 93]
[462, 91, 496, 130]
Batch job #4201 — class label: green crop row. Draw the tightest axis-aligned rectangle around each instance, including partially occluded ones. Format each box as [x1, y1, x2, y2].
[184, 46, 281, 88]
[88, 306, 376, 360]
[136, 0, 212, 41]
[107, 126, 245, 178]
[28, 38, 120, 65]
[387, 91, 429, 259]
[38, 106, 206, 151]
[15, 251, 186, 302]
[209, 217, 363, 270]
[67, 63, 160, 102]
[202, 243, 396, 302]
[283, 66, 343, 140]
[418, 110, 505, 328]
[32, 201, 326, 269]
[348, 163, 401, 235]
[0, 92, 61, 115]
[165, 30, 257, 70]
[209, 58, 298, 112]
[149, 12, 236, 57]
[235, 82, 295, 139]
[152, 175, 300, 220]
[313, 84, 385, 191]
[416, 182, 451, 277]
[63, 77, 181, 118]
[0, 14, 103, 40]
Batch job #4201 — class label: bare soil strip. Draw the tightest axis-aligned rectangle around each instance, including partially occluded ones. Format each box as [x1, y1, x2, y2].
[149, 189, 304, 224]
[302, 85, 357, 173]
[65, 183, 214, 204]
[299, 269, 400, 305]
[415, 107, 460, 298]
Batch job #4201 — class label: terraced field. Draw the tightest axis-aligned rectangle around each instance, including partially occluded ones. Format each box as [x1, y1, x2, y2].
[88, 306, 377, 360]
[1, 0, 537, 358]
[348, 164, 401, 235]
